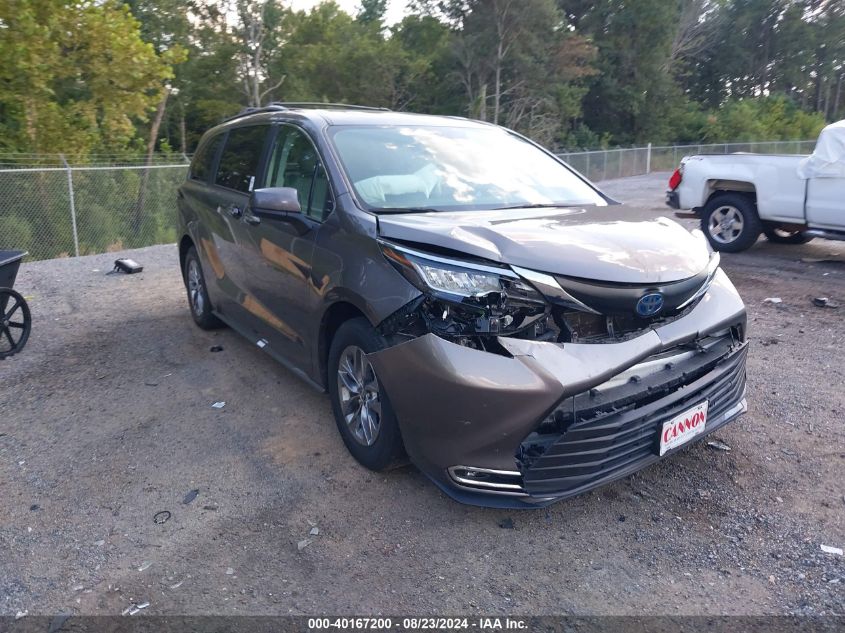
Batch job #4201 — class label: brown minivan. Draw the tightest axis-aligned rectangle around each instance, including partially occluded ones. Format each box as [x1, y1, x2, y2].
[177, 103, 748, 507]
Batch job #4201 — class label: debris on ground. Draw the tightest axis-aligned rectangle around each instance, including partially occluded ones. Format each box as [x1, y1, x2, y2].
[707, 439, 732, 452]
[122, 602, 150, 616]
[812, 297, 839, 308]
[211, 401, 226, 409]
[169, 581, 183, 589]
[153, 511, 171, 525]
[209, 345, 224, 352]
[202, 505, 218, 511]
[143, 380, 158, 387]
[297, 539, 312, 551]
[820, 544, 843, 556]
[183, 489, 199, 505]
[763, 297, 783, 304]
[498, 517, 515, 529]
[309, 527, 319, 536]
[225, 567, 234, 575]
[137, 561, 151, 572]
[112, 259, 143, 275]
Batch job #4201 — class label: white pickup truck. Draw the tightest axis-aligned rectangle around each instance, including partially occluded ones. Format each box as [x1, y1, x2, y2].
[666, 120, 845, 252]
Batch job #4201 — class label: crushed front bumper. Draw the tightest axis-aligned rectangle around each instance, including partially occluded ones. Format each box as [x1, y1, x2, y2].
[368, 269, 748, 508]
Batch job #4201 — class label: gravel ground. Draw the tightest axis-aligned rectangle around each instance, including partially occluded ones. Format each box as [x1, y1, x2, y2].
[1, 173, 843, 616]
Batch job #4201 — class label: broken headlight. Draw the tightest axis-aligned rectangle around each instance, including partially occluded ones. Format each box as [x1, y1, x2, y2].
[379, 241, 548, 338]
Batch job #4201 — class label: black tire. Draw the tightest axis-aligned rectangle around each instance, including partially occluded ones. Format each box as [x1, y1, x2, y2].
[327, 317, 405, 471]
[183, 246, 224, 330]
[701, 193, 762, 253]
[763, 225, 814, 245]
[0, 288, 31, 359]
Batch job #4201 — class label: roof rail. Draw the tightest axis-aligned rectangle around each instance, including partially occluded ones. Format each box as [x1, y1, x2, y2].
[221, 104, 288, 123]
[221, 102, 391, 124]
[269, 102, 391, 111]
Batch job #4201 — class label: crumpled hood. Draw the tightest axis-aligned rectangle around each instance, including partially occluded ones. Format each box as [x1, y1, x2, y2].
[377, 207, 711, 284]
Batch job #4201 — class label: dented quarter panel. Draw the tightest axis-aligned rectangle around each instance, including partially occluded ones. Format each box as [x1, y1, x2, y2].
[304, 195, 423, 385]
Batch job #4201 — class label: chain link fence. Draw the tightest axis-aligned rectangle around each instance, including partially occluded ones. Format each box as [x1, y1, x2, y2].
[0, 155, 189, 261]
[557, 139, 817, 183]
[0, 140, 818, 261]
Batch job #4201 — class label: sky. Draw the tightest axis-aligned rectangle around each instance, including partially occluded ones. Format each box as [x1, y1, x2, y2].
[287, 0, 411, 25]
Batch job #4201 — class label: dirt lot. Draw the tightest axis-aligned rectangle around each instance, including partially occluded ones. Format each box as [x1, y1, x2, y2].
[1, 173, 843, 616]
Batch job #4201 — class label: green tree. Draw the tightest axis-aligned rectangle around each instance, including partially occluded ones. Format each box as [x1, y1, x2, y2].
[0, 0, 176, 157]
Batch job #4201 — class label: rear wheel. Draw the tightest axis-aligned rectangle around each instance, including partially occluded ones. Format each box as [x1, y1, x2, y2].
[0, 288, 31, 359]
[701, 193, 762, 253]
[763, 226, 814, 245]
[328, 318, 405, 471]
[183, 246, 224, 330]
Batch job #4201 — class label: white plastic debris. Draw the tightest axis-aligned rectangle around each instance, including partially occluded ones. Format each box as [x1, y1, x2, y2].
[309, 527, 319, 536]
[137, 561, 151, 572]
[821, 544, 843, 556]
[225, 567, 234, 575]
[297, 539, 311, 551]
[211, 401, 226, 409]
[706, 439, 732, 452]
[122, 602, 150, 616]
[763, 297, 782, 304]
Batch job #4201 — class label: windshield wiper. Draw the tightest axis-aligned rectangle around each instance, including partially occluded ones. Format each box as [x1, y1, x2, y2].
[491, 202, 574, 210]
[374, 207, 445, 214]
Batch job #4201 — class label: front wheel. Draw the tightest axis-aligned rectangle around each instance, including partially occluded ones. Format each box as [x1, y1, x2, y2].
[701, 193, 763, 253]
[763, 226, 814, 245]
[327, 318, 405, 471]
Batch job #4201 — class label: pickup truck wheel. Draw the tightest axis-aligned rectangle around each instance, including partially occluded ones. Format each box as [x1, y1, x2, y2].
[701, 194, 762, 252]
[763, 226, 814, 245]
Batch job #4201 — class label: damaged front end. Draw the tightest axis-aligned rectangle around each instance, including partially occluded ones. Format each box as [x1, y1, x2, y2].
[369, 240, 747, 507]
[376, 242, 551, 352]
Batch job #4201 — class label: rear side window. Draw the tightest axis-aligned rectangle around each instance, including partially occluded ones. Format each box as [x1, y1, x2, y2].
[190, 135, 223, 182]
[215, 126, 268, 192]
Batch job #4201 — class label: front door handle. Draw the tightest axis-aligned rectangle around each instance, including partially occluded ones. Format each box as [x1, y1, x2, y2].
[243, 210, 261, 226]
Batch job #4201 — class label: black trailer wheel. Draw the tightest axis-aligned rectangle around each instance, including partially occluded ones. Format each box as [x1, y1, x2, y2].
[0, 288, 31, 359]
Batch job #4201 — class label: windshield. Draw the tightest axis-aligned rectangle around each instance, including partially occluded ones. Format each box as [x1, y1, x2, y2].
[328, 125, 606, 212]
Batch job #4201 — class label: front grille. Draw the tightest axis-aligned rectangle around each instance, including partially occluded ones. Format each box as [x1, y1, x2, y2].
[516, 339, 747, 497]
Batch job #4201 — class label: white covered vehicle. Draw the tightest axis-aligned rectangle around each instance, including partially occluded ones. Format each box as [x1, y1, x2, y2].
[666, 120, 845, 252]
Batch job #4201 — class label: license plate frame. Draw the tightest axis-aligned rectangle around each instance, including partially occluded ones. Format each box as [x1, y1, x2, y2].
[658, 401, 709, 456]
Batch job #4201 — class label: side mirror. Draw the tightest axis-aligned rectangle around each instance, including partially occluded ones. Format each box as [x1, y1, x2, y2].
[250, 187, 301, 215]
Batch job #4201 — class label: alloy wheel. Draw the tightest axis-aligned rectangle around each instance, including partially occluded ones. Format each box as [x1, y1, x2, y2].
[708, 205, 745, 244]
[336, 345, 382, 446]
[187, 258, 205, 316]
